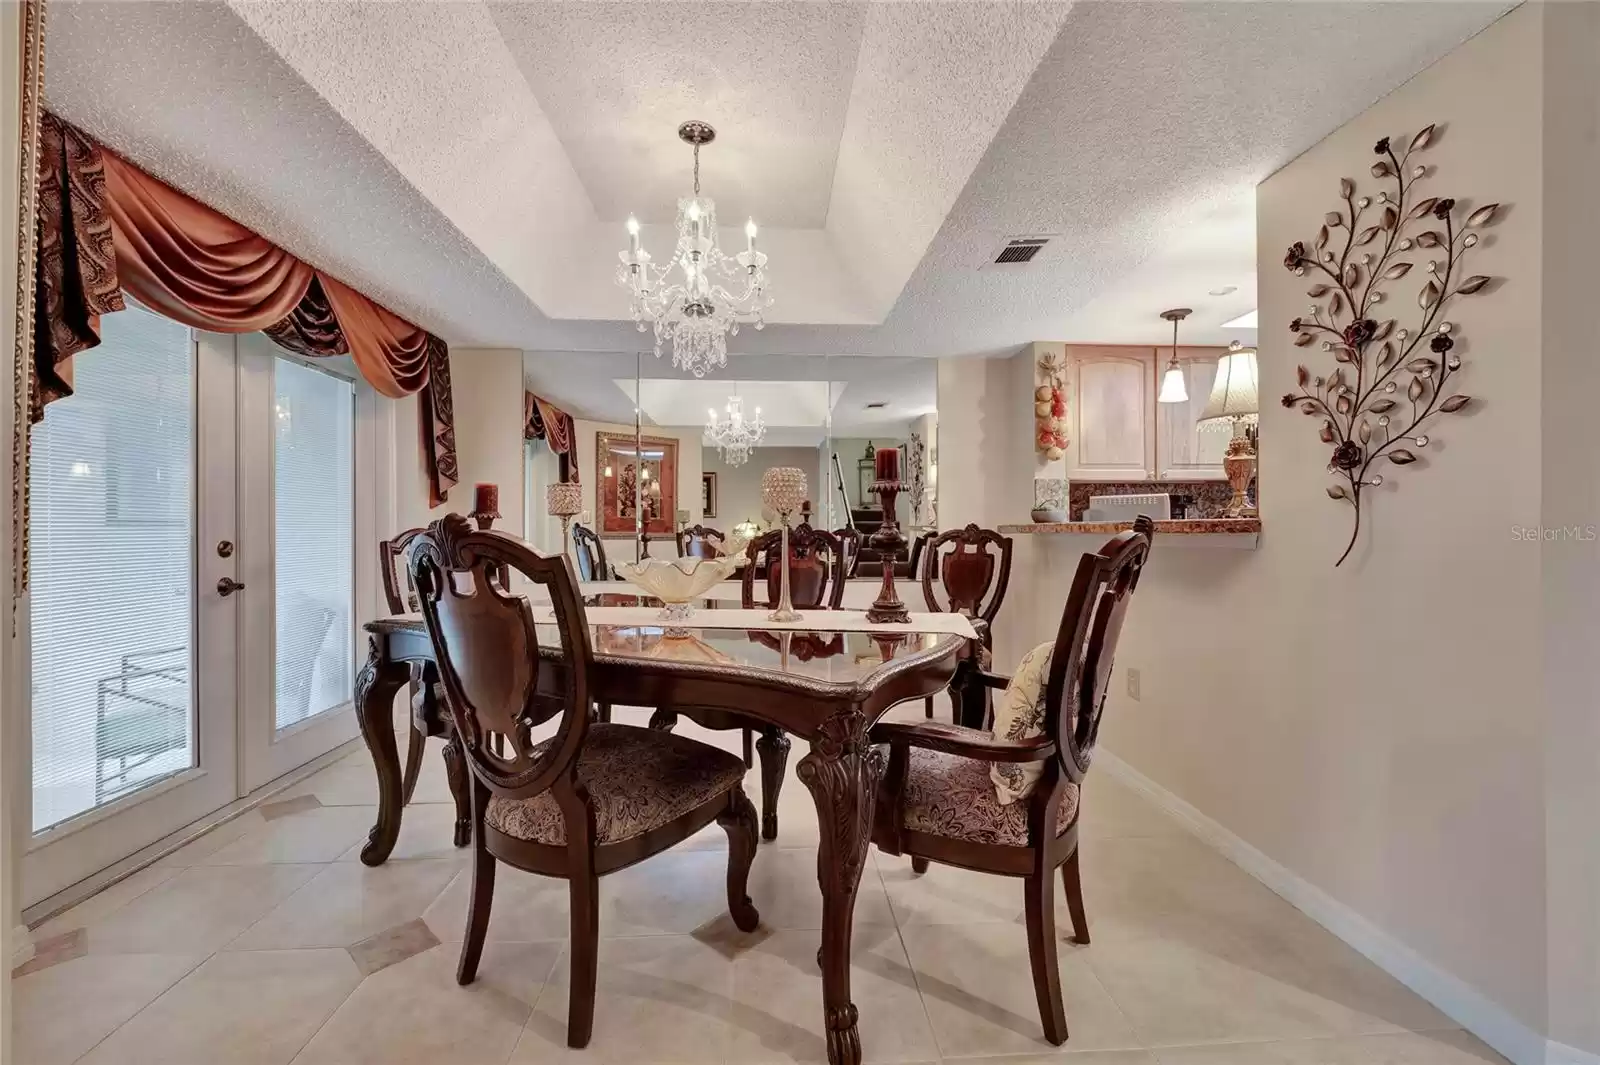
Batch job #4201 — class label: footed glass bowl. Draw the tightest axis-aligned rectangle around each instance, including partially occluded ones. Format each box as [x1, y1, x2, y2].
[615, 555, 743, 622]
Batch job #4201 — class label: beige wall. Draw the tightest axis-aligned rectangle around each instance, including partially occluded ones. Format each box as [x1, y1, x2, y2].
[703, 446, 822, 531]
[937, 8, 1599, 1059]
[1100, 5, 1560, 1054]
[395, 348, 526, 539]
[1535, 2, 1600, 1055]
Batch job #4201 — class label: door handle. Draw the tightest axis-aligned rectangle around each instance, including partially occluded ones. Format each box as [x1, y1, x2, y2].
[216, 577, 246, 597]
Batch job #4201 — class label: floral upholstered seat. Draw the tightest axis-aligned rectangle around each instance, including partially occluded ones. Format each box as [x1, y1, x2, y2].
[485, 724, 746, 847]
[900, 727, 1080, 847]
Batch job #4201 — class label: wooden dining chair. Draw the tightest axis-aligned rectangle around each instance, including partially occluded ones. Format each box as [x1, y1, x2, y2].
[410, 514, 760, 1047]
[871, 517, 1155, 1047]
[570, 523, 609, 581]
[906, 529, 936, 584]
[677, 523, 726, 559]
[379, 528, 460, 822]
[834, 526, 862, 578]
[919, 523, 1014, 720]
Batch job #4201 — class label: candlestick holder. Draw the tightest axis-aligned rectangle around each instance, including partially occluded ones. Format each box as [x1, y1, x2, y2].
[470, 482, 501, 531]
[866, 478, 911, 624]
[546, 482, 582, 557]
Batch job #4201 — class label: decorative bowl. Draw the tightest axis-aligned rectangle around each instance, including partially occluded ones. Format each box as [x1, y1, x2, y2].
[615, 555, 743, 621]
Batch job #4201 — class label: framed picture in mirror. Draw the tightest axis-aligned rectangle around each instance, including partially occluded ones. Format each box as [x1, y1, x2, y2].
[596, 431, 678, 535]
[702, 471, 718, 519]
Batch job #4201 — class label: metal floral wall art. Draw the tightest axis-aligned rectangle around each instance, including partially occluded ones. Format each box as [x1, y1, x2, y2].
[1278, 124, 1499, 565]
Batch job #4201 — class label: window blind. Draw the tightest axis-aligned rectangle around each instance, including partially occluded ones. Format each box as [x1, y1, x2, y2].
[30, 305, 195, 831]
[272, 359, 355, 730]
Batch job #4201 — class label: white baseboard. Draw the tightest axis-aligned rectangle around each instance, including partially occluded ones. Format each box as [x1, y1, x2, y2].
[1097, 749, 1560, 1065]
[1547, 1041, 1600, 1065]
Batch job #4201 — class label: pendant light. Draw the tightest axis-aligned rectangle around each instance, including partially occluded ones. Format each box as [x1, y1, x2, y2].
[1157, 308, 1191, 403]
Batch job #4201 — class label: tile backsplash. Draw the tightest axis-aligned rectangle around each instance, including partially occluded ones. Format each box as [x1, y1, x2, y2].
[1068, 480, 1233, 521]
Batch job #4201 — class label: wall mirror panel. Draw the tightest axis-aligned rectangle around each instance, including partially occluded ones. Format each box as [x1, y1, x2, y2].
[522, 350, 937, 561]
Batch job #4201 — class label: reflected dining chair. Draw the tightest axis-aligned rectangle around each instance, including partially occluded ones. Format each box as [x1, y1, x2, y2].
[677, 523, 726, 559]
[570, 522, 609, 582]
[871, 517, 1155, 1046]
[834, 526, 862, 578]
[410, 514, 760, 1047]
[919, 523, 1014, 721]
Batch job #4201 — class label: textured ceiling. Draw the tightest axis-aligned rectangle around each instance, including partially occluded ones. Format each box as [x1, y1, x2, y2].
[44, 1, 1510, 358]
[489, 1, 865, 227]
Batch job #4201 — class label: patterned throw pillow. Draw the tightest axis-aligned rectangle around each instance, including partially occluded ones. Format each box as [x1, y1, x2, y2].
[989, 641, 1056, 805]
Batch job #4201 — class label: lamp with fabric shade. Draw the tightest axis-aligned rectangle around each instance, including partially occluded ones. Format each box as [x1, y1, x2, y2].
[1198, 342, 1260, 516]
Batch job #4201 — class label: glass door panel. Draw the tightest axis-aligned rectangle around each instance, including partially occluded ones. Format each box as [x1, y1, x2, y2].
[24, 312, 239, 906]
[273, 359, 355, 730]
[237, 339, 360, 791]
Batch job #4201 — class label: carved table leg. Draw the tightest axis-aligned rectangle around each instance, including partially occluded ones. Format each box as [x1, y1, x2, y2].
[756, 728, 791, 842]
[797, 710, 884, 1065]
[441, 735, 472, 848]
[356, 634, 411, 866]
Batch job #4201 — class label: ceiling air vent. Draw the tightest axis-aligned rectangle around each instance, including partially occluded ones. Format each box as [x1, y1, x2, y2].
[864, 401, 889, 410]
[991, 237, 1050, 265]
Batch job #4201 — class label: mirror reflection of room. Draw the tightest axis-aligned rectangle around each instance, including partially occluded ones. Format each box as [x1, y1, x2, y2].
[524, 350, 936, 571]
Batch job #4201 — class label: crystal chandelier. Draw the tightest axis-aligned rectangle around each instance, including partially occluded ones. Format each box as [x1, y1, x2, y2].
[617, 121, 772, 378]
[705, 394, 765, 467]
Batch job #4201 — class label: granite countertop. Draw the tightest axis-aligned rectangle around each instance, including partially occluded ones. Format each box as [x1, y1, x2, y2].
[997, 518, 1261, 535]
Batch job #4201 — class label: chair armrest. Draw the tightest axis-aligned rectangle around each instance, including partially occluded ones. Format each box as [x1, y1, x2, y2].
[871, 720, 1054, 763]
[972, 669, 1011, 690]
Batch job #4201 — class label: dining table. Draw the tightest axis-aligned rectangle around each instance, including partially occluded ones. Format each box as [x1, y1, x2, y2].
[353, 594, 971, 1065]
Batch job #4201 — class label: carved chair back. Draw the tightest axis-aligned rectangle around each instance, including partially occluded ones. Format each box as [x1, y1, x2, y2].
[677, 524, 726, 559]
[1043, 515, 1154, 786]
[571, 523, 608, 582]
[410, 514, 595, 801]
[379, 528, 426, 615]
[920, 524, 1014, 627]
[740, 523, 846, 610]
[833, 527, 862, 578]
[906, 530, 936, 582]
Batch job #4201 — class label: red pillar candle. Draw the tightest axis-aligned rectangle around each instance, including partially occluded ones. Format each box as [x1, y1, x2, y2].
[472, 482, 500, 518]
[874, 447, 901, 483]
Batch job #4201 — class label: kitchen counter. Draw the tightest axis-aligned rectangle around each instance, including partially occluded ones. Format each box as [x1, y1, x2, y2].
[996, 518, 1260, 547]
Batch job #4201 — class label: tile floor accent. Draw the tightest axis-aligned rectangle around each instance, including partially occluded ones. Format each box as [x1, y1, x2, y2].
[12, 708, 1507, 1065]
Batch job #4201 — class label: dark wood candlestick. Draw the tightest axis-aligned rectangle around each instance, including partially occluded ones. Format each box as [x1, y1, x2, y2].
[866, 479, 911, 624]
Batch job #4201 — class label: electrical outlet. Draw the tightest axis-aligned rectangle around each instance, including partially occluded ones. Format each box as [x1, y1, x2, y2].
[1126, 667, 1142, 701]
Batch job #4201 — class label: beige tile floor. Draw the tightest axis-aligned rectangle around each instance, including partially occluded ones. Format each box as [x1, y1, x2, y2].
[13, 707, 1506, 1065]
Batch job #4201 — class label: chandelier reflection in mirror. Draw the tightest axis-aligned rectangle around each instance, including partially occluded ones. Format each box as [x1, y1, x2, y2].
[617, 121, 772, 378]
[705, 394, 765, 467]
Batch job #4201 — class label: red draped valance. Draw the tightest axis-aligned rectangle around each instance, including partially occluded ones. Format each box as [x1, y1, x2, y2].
[34, 111, 458, 505]
[525, 391, 576, 457]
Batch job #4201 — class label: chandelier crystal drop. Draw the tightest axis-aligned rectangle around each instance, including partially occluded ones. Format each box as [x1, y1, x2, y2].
[705, 394, 765, 467]
[617, 121, 772, 378]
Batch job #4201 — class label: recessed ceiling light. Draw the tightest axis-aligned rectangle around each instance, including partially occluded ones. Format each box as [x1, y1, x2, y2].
[1209, 285, 1238, 296]
[1221, 309, 1258, 329]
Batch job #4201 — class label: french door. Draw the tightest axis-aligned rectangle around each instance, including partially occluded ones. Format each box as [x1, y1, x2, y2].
[24, 313, 366, 906]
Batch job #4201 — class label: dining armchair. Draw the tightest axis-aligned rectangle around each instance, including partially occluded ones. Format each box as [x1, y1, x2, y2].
[410, 514, 760, 1047]
[919, 523, 1014, 720]
[906, 529, 936, 585]
[571, 523, 609, 581]
[871, 516, 1155, 1047]
[677, 523, 726, 559]
[379, 528, 464, 828]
